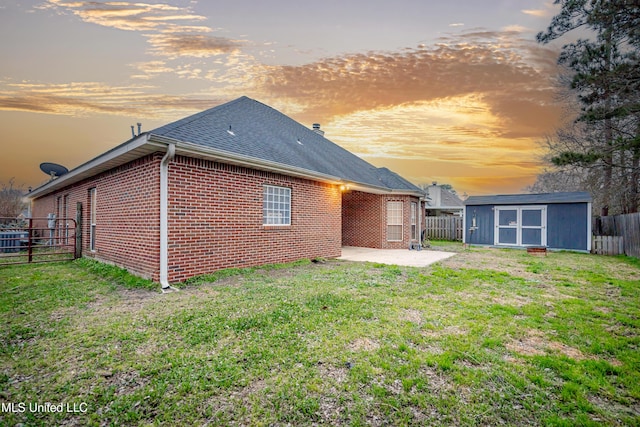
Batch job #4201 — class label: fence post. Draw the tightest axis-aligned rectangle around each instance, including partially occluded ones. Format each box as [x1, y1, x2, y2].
[27, 218, 33, 263]
[75, 202, 82, 259]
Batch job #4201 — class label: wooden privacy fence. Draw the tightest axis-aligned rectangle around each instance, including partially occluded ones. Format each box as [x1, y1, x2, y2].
[592, 212, 640, 258]
[592, 236, 625, 256]
[424, 216, 463, 241]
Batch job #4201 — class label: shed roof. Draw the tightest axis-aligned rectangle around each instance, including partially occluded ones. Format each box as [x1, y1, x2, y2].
[465, 191, 592, 206]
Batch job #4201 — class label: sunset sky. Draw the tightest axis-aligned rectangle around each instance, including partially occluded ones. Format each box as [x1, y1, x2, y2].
[0, 0, 570, 196]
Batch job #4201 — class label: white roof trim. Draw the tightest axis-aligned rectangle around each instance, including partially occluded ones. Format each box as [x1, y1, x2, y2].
[28, 133, 424, 199]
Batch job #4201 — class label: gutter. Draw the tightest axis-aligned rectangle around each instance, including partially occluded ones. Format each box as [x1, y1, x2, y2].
[160, 143, 178, 292]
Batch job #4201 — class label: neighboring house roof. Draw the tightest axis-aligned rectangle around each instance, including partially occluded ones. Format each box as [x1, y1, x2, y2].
[29, 96, 423, 198]
[465, 191, 592, 206]
[440, 189, 464, 208]
[425, 185, 463, 210]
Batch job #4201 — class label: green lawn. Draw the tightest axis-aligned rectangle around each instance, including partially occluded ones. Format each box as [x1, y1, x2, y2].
[1, 247, 639, 426]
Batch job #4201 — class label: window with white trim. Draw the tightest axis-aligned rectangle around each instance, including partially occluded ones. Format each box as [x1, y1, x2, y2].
[411, 202, 418, 241]
[386, 201, 403, 241]
[89, 188, 97, 251]
[263, 185, 291, 225]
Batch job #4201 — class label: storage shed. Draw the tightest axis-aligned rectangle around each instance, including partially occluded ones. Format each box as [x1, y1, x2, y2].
[463, 192, 592, 251]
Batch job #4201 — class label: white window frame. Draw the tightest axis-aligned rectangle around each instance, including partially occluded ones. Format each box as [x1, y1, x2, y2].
[386, 201, 403, 242]
[263, 185, 291, 226]
[494, 205, 547, 247]
[89, 188, 97, 251]
[410, 202, 418, 241]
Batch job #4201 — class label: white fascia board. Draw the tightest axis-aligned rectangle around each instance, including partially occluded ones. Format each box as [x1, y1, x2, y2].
[28, 134, 163, 199]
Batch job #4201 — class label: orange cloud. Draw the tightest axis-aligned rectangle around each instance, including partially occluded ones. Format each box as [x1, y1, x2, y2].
[41, 0, 243, 59]
[0, 82, 221, 118]
[146, 33, 243, 58]
[522, 1, 558, 19]
[255, 33, 563, 137]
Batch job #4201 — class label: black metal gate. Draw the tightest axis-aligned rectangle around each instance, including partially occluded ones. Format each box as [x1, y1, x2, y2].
[0, 217, 80, 266]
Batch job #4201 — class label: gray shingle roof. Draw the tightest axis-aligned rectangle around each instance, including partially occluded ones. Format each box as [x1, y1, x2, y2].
[465, 191, 592, 205]
[441, 189, 464, 208]
[150, 96, 422, 193]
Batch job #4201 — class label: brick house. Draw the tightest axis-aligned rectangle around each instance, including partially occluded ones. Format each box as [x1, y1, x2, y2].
[29, 97, 424, 288]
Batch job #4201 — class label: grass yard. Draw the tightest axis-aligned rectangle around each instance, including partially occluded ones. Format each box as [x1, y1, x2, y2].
[1, 246, 639, 426]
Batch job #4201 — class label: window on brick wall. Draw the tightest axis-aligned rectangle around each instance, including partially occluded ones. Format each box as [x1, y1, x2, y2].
[386, 201, 403, 241]
[89, 188, 96, 251]
[411, 202, 418, 241]
[263, 185, 291, 225]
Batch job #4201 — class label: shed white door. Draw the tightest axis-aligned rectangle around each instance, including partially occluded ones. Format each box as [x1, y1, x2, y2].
[495, 206, 547, 247]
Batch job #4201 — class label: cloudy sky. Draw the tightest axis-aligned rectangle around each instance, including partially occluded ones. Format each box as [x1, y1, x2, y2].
[0, 0, 568, 195]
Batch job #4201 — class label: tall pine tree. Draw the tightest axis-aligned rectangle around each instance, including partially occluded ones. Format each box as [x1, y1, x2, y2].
[537, 0, 640, 214]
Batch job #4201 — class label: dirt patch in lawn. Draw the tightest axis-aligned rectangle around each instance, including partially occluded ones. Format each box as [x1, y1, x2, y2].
[349, 337, 380, 352]
[439, 248, 525, 274]
[422, 325, 468, 338]
[506, 329, 589, 360]
[400, 309, 423, 324]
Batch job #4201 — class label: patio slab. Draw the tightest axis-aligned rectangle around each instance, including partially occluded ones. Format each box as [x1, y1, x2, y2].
[338, 246, 456, 267]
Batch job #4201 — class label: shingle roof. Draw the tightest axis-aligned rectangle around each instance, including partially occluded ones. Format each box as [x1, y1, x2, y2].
[150, 96, 422, 193]
[465, 191, 592, 205]
[441, 189, 464, 208]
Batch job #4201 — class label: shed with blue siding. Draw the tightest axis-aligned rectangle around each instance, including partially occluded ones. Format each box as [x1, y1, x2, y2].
[463, 192, 592, 251]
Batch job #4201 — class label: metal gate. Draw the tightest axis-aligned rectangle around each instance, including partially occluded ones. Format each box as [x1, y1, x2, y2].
[0, 217, 80, 266]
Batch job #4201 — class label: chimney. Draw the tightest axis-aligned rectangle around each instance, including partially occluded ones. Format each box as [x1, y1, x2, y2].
[312, 123, 324, 136]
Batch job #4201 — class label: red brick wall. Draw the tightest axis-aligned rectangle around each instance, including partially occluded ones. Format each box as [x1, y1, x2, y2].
[381, 195, 422, 249]
[31, 151, 420, 283]
[165, 156, 342, 282]
[342, 191, 383, 248]
[342, 190, 422, 249]
[31, 154, 162, 280]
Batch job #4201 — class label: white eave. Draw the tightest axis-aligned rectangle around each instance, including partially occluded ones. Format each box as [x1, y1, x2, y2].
[28, 133, 424, 199]
[28, 134, 163, 199]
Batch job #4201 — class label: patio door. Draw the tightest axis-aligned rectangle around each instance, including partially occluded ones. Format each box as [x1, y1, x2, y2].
[494, 206, 546, 247]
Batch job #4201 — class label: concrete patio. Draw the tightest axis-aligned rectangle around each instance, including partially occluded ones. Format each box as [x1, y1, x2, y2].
[338, 246, 456, 267]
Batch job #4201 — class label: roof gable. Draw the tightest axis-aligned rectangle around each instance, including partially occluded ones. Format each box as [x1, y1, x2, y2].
[151, 97, 421, 193]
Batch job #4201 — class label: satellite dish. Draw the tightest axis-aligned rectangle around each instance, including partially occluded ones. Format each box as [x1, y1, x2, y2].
[40, 162, 69, 180]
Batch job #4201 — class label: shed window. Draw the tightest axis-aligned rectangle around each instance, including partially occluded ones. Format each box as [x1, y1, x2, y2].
[263, 185, 291, 226]
[387, 201, 403, 241]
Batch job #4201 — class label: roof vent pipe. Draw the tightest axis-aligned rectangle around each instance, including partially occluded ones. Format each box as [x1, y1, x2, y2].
[312, 123, 324, 136]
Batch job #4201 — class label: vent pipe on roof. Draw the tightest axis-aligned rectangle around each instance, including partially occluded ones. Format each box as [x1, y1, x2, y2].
[131, 123, 143, 138]
[312, 123, 324, 136]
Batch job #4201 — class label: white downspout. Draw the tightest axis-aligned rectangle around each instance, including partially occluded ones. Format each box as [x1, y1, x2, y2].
[160, 143, 177, 292]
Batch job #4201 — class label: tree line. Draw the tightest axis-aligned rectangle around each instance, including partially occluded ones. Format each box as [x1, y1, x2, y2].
[531, 0, 640, 215]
